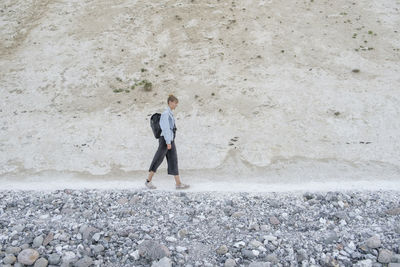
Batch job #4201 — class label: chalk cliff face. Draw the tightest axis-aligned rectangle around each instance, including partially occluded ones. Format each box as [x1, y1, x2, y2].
[1, 0, 399, 177]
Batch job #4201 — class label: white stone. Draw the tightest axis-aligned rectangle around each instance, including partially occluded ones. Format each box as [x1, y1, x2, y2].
[233, 241, 246, 248]
[166, 236, 177, 242]
[130, 250, 140, 260]
[176, 246, 187, 253]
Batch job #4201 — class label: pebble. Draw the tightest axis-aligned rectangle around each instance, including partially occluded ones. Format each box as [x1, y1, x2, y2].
[378, 249, 393, 263]
[323, 231, 339, 244]
[165, 236, 177, 242]
[366, 235, 381, 249]
[73, 256, 93, 267]
[248, 262, 271, 267]
[249, 240, 263, 248]
[62, 251, 76, 263]
[34, 257, 48, 267]
[151, 257, 172, 267]
[2, 254, 16, 264]
[176, 246, 187, 253]
[48, 254, 61, 265]
[242, 249, 256, 259]
[93, 244, 105, 254]
[385, 208, 400, 216]
[0, 190, 398, 266]
[138, 240, 171, 260]
[392, 254, 400, 263]
[355, 259, 373, 267]
[33, 236, 44, 248]
[5, 247, 21, 255]
[217, 245, 229, 255]
[129, 250, 140, 260]
[224, 258, 236, 267]
[92, 232, 101, 242]
[177, 229, 188, 238]
[43, 233, 54, 246]
[234, 241, 246, 248]
[266, 254, 279, 264]
[269, 216, 280, 225]
[17, 249, 40, 265]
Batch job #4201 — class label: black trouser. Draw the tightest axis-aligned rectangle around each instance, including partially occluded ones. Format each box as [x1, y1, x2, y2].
[149, 137, 179, 175]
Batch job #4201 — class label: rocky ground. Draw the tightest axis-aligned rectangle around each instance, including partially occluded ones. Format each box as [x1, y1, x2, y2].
[0, 189, 399, 267]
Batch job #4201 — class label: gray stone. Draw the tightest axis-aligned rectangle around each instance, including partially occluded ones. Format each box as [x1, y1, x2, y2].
[13, 225, 25, 233]
[62, 251, 77, 264]
[13, 263, 24, 267]
[80, 226, 98, 241]
[216, 245, 228, 255]
[48, 254, 61, 265]
[249, 262, 271, 267]
[34, 257, 49, 267]
[73, 256, 93, 267]
[43, 233, 54, 246]
[323, 231, 339, 244]
[176, 246, 187, 253]
[224, 258, 236, 267]
[265, 254, 279, 264]
[20, 244, 30, 250]
[389, 264, 400, 267]
[17, 249, 40, 265]
[177, 229, 188, 239]
[269, 216, 280, 225]
[354, 259, 373, 267]
[242, 249, 256, 259]
[33, 236, 44, 248]
[366, 235, 381, 249]
[5, 247, 21, 255]
[151, 257, 172, 267]
[395, 224, 400, 234]
[303, 192, 314, 200]
[231, 212, 245, 218]
[391, 254, 400, 263]
[249, 223, 260, 231]
[249, 240, 263, 248]
[378, 249, 393, 263]
[117, 197, 128, 205]
[93, 245, 105, 254]
[385, 207, 400, 215]
[138, 240, 171, 260]
[92, 233, 101, 242]
[2, 254, 16, 264]
[296, 249, 307, 262]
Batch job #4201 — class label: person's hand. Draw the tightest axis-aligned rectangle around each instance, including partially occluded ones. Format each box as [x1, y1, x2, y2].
[167, 144, 172, 150]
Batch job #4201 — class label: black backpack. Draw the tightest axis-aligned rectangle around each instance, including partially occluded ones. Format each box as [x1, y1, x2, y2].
[150, 113, 162, 139]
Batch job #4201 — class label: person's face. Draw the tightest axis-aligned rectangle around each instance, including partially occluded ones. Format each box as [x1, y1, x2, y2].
[169, 101, 178, 110]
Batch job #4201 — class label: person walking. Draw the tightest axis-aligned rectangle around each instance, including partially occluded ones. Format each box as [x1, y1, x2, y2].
[146, 95, 190, 190]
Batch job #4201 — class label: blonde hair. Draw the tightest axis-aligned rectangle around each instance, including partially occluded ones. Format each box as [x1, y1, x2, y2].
[167, 94, 178, 104]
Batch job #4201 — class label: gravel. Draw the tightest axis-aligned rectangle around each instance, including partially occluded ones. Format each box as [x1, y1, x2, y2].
[0, 189, 399, 266]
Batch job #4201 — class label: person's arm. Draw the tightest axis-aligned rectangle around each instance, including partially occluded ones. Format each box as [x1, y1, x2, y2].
[160, 112, 172, 145]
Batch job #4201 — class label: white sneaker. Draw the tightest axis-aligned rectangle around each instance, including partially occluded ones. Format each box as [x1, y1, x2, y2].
[176, 183, 190, 190]
[145, 181, 156, 189]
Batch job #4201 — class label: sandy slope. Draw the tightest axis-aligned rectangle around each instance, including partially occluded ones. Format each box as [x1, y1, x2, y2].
[0, 0, 399, 186]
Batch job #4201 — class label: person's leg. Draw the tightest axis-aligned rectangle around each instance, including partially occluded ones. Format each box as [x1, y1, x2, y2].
[174, 175, 182, 185]
[148, 138, 168, 182]
[166, 141, 188, 188]
[147, 171, 155, 182]
[166, 141, 179, 176]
